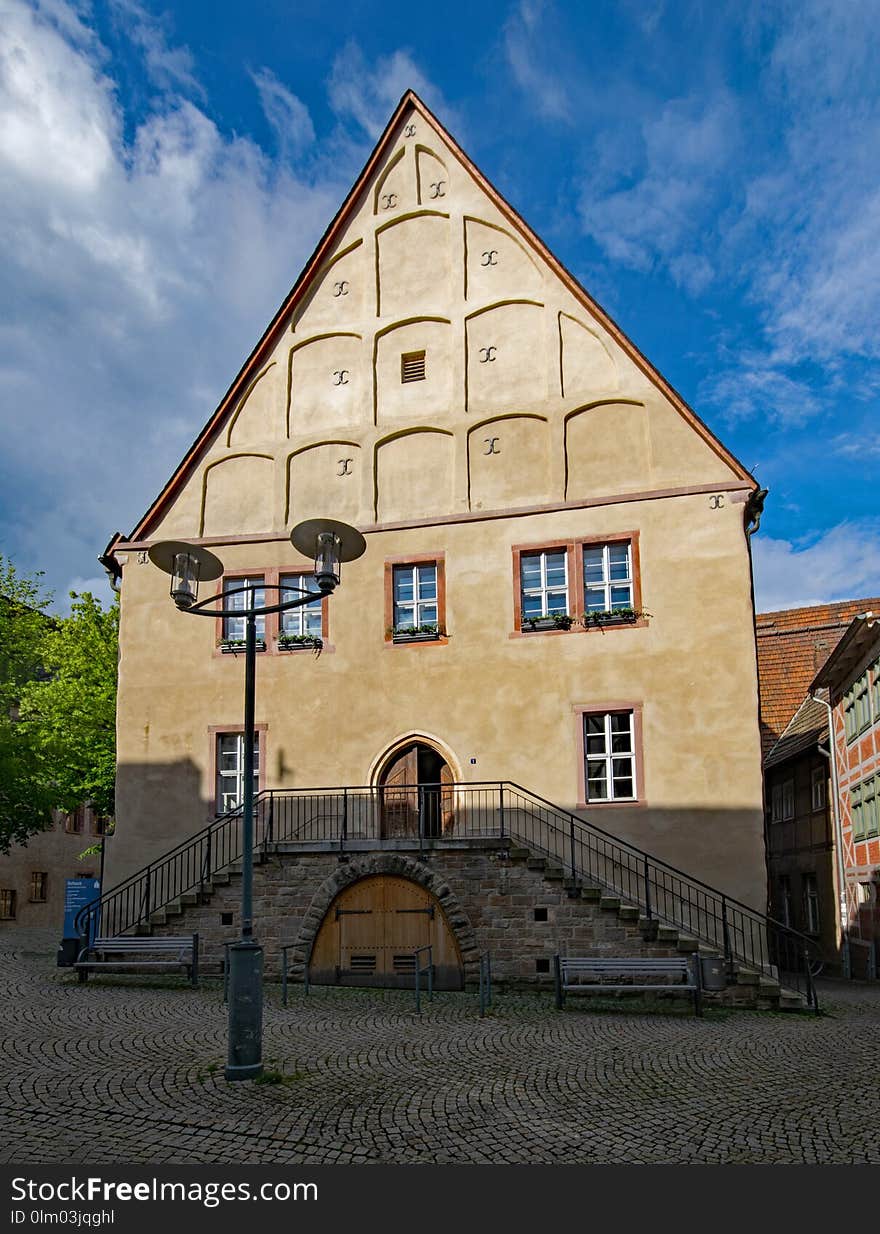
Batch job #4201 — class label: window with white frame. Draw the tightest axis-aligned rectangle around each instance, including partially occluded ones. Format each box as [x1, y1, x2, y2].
[583, 711, 636, 802]
[520, 550, 568, 621]
[582, 541, 633, 614]
[222, 576, 265, 643]
[811, 766, 826, 812]
[803, 874, 820, 934]
[215, 733, 260, 814]
[392, 563, 438, 631]
[279, 574, 322, 640]
[782, 778, 795, 820]
[857, 881, 876, 906]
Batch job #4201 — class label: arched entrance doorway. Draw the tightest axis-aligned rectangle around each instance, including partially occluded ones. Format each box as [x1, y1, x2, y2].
[376, 740, 455, 838]
[309, 874, 464, 989]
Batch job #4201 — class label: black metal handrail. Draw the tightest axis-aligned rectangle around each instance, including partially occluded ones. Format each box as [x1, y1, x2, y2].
[75, 780, 820, 1007]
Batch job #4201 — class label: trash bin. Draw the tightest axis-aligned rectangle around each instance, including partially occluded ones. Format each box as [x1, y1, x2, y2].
[700, 954, 726, 990]
[57, 937, 78, 968]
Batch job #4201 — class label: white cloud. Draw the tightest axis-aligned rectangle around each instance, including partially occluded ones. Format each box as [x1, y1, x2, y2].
[251, 67, 315, 158]
[327, 42, 456, 140]
[502, 0, 573, 123]
[0, 1, 360, 606]
[699, 363, 824, 425]
[752, 520, 880, 611]
[579, 93, 739, 291]
[109, 0, 202, 96]
[832, 432, 880, 460]
[740, 2, 880, 367]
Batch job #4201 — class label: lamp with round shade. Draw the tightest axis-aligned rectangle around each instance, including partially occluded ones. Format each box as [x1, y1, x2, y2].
[147, 541, 224, 609]
[290, 518, 367, 593]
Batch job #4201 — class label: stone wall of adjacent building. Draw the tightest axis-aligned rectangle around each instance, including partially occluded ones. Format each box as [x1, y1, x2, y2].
[0, 814, 103, 935]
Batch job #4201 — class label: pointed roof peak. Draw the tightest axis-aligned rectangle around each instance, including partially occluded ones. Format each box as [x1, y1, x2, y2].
[126, 90, 754, 543]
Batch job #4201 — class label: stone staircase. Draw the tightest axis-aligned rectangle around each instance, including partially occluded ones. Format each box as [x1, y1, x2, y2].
[141, 838, 804, 1010]
[521, 846, 801, 1010]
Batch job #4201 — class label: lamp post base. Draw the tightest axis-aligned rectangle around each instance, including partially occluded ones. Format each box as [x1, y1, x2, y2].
[225, 938, 263, 1081]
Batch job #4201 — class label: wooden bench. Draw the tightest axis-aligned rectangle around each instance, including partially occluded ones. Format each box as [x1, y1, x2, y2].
[75, 935, 199, 986]
[554, 955, 703, 1016]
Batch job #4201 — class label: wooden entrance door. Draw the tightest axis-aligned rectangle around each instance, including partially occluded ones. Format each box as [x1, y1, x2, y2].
[378, 743, 456, 838]
[379, 746, 419, 838]
[309, 875, 464, 989]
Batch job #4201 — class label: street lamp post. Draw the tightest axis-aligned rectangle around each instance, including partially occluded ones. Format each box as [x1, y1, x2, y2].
[149, 518, 366, 1080]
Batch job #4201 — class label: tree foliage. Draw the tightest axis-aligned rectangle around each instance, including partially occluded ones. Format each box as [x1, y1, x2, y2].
[0, 555, 118, 853]
[0, 557, 56, 851]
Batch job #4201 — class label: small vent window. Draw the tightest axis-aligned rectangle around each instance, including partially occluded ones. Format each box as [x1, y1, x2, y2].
[393, 954, 417, 972]
[401, 350, 426, 383]
[349, 955, 377, 972]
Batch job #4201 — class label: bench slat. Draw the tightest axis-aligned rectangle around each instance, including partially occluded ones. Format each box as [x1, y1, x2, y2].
[76, 935, 199, 988]
[554, 953, 703, 1017]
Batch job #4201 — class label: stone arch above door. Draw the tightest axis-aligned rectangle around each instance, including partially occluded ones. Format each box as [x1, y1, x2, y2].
[368, 732, 462, 785]
[291, 853, 478, 983]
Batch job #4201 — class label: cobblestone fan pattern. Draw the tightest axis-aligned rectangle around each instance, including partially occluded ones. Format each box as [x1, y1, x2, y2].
[2, 932, 879, 1165]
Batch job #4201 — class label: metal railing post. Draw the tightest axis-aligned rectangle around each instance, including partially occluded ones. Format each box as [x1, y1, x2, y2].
[569, 818, 577, 881]
[804, 943, 819, 1013]
[418, 785, 425, 854]
[498, 783, 505, 839]
[267, 793, 274, 846]
[341, 788, 348, 855]
[721, 896, 733, 977]
[643, 854, 652, 920]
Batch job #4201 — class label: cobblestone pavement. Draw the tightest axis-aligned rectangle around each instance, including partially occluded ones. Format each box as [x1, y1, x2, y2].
[2, 930, 879, 1165]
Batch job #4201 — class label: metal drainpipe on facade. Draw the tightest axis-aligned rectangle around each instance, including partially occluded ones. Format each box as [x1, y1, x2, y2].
[813, 690, 851, 979]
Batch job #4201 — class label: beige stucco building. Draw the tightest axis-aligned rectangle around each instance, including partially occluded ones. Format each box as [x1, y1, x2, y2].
[103, 91, 767, 920]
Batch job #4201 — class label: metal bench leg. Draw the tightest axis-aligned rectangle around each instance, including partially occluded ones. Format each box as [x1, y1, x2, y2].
[553, 954, 563, 1010]
[693, 955, 703, 1018]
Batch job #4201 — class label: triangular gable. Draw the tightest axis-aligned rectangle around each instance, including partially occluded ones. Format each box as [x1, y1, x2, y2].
[128, 89, 753, 543]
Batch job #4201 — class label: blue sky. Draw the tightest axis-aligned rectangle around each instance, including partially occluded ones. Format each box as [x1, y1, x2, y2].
[1, 0, 878, 612]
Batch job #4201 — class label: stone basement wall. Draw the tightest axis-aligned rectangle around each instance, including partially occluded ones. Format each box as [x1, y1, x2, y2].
[149, 844, 681, 992]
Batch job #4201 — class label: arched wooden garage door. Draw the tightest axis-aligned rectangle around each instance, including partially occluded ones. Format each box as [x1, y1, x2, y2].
[309, 875, 464, 989]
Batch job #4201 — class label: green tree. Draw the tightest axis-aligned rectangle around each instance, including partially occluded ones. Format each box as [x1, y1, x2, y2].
[20, 590, 119, 821]
[0, 556, 56, 851]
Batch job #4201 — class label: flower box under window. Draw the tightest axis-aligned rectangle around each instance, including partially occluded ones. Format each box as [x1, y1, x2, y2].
[521, 614, 573, 632]
[391, 623, 444, 643]
[218, 638, 267, 654]
[277, 634, 323, 652]
[583, 607, 640, 628]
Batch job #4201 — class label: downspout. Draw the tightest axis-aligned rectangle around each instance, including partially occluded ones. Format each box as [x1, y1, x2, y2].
[813, 691, 851, 978]
[744, 486, 771, 913]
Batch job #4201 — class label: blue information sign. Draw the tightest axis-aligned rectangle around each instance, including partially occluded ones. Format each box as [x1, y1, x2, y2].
[63, 878, 101, 943]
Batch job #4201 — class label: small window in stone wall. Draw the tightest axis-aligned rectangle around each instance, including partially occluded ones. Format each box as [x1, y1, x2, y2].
[29, 872, 47, 903]
[535, 958, 550, 973]
[401, 350, 426, 383]
[534, 907, 548, 922]
[0, 889, 16, 920]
